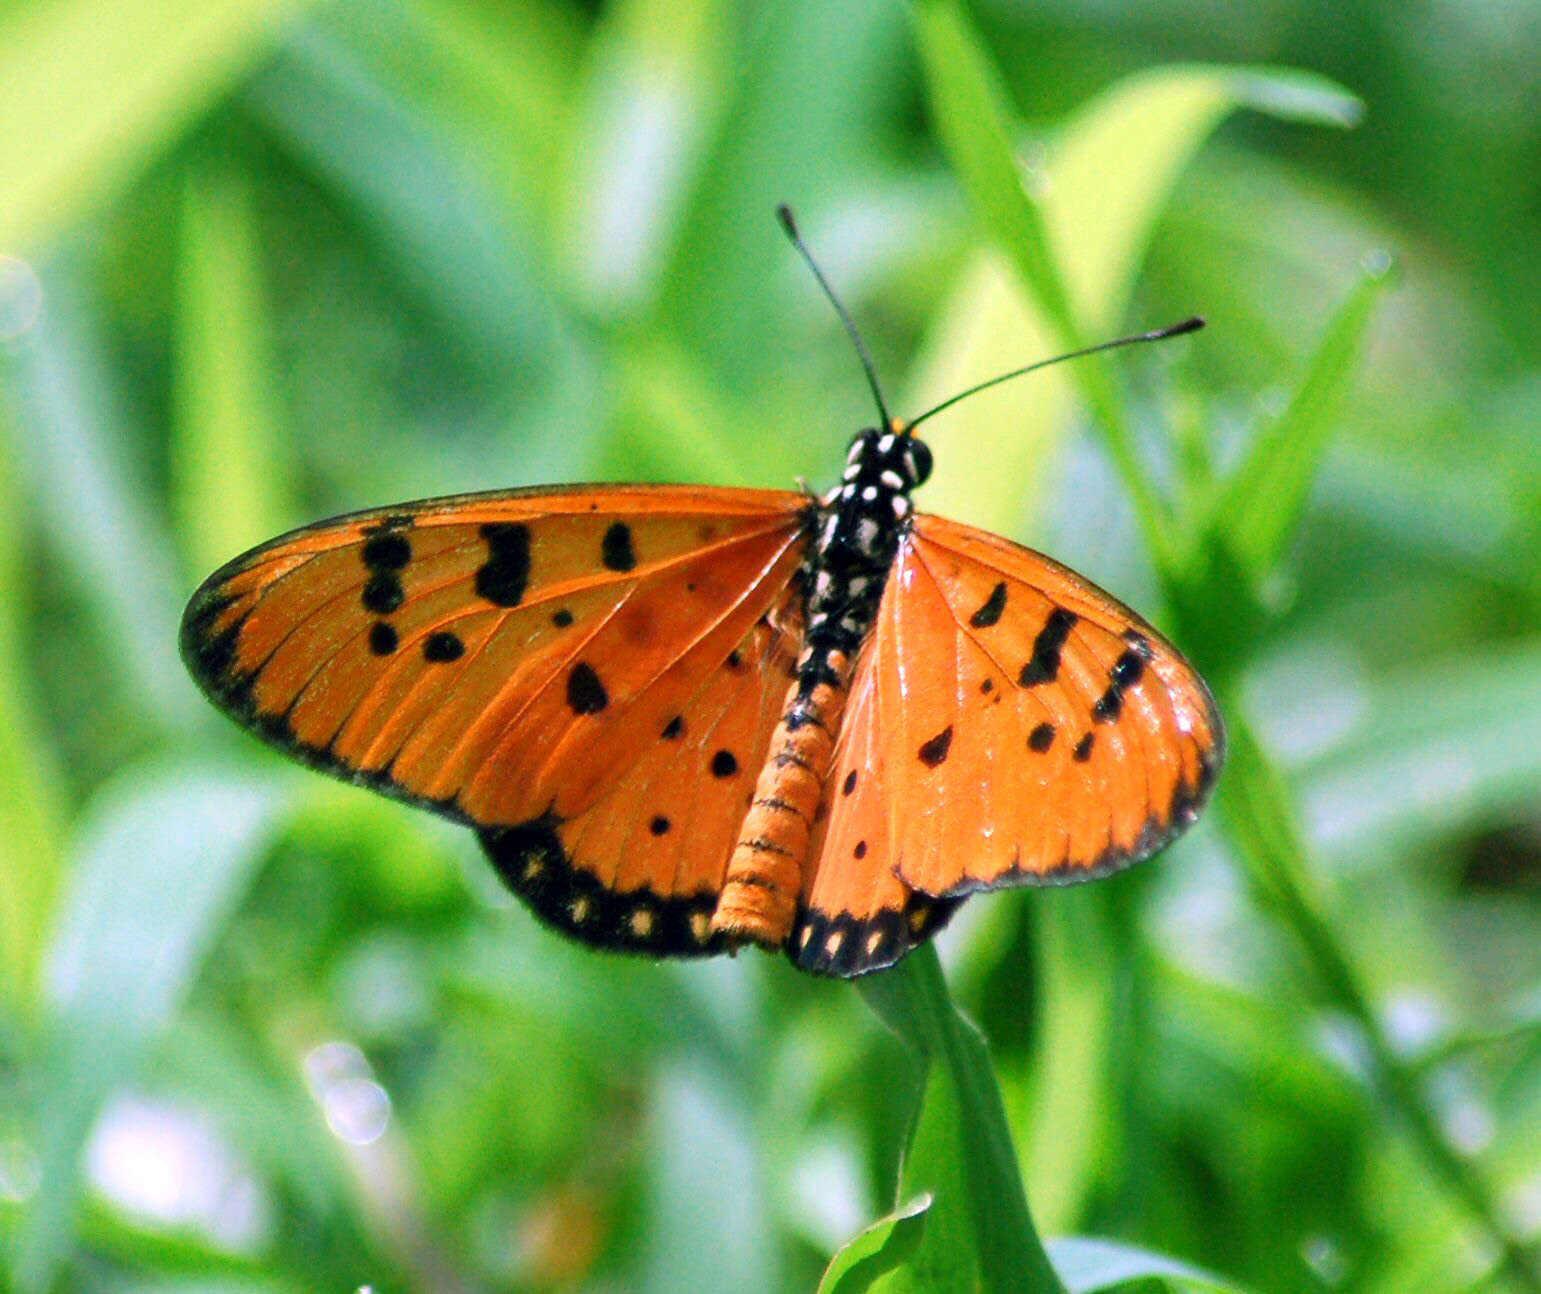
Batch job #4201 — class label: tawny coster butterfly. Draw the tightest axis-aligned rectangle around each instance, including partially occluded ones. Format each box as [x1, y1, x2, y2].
[182, 208, 1223, 978]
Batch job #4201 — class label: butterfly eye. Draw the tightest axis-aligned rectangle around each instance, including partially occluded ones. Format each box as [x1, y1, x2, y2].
[905, 438, 933, 487]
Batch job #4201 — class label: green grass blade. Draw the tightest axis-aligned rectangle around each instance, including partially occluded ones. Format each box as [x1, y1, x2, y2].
[907, 0, 1075, 341]
[1213, 255, 1393, 581]
[859, 944, 1066, 1293]
[1048, 65, 1362, 334]
[248, 24, 564, 373]
[1215, 709, 1541, 1291]
[0, 0, 314, 252]
[171, 154, 291, 578]
[908, 31, 1361, 553]
[0, 433, 65, 1014]
[1047, 1236, 1249, 1293]
[654, 0, 904, 386]
[819, 1195, 932, 1294]
[1017, 894, 1116, 1235]
[16, 763, 287, 1292]
[559, 0, 726, 312]
[1298, 634, 1541, 858]
[2, 286, 203, 730]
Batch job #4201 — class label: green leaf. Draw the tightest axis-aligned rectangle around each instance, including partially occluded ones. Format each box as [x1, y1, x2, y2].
[2, 281, 204, 731]
[0, 0, 314, 252]
[1017, 893, 1116, 1235]
[1213, 253, 1394, 581]
[170, 154, 291, 579]
[858, 944, 1065, 1293]
[907, 0, 1075, 341]
[16, 763, 286, 1293]
[908, 41, 1362, 547]
[1298, 634, 1541, 858]
[558, 0, 727, 311]
[1046, 1236, 1249, 1292]
[655, 0, 904, 385]
[818, 1195, 932, 1294]
[0, 432, 65, 1012]
[248, 24, 565, 373]
[1048, 66, 1362, 335]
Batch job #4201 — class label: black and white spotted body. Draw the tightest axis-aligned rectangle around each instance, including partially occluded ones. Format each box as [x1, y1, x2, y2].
[787, 424, 932, 725]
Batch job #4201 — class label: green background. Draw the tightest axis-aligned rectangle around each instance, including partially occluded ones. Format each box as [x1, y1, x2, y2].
[1, 0, 1538, 1290]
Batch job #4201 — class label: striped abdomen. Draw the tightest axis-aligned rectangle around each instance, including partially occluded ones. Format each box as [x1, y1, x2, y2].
[710, 651, 853, 947]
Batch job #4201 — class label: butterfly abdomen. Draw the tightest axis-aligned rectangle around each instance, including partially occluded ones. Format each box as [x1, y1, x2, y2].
[712, 660, 851, 947]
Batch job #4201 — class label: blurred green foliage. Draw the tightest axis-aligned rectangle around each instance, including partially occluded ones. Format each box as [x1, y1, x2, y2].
[2, 0, 1539, 1290]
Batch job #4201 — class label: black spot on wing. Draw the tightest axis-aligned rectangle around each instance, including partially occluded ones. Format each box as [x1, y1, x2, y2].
[842, 769, 857, 796]
[969, 581, 1007, 628]
[1073, 732, 1095, 762]
[601, 521, 636, 572]
[1018, 608, 1077, 686]
[711, 750, 739, 778]
[476, 522, 531, 607]
[362, 573, 404, 614]
[661, 715, 685, 740]
[649, 815, 671, 836]
[917, 725, 953, 767]
[423, 631, 464, 663]
[362, 532, 411, 571]
[369, 621, 398, 656]
[1028, 722, 1055, 752]
[567, 662, 608, 715]
[552, 608, 574, 628]
[1093, 647, 1146, 723]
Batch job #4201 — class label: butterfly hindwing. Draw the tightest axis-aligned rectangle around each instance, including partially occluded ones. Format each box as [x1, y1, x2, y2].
[480, 578, 804, 956]
[182, 484, 813, 956]
[795, 606, 961, 976]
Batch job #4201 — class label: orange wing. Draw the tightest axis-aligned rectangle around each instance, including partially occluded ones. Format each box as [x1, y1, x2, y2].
[798, 511, 1222, 975]
[182, 484, 811, 957]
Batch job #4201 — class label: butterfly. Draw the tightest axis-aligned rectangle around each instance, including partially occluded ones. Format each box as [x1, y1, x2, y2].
[181, 208, 1223, 978]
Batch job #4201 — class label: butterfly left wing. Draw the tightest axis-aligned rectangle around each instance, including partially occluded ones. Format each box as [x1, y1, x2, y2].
[182, 484, 813, 958]
[799, 511, 1221, 974]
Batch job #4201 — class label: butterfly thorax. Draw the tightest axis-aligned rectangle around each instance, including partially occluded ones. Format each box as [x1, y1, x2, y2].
[788, 425, 931, 713]
[711, 424, 931, 950]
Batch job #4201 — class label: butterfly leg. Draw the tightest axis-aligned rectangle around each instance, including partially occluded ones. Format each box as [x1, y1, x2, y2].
[711, 655, 852, 949]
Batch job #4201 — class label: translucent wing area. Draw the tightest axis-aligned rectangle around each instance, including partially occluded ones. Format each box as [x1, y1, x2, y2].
[182, 484, 810, 957]
[799, 512, 1222, 975]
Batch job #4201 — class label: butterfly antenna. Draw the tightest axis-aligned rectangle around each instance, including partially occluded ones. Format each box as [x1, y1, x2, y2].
[778, 204, 893, 428]
[907, 316, 1205, 432]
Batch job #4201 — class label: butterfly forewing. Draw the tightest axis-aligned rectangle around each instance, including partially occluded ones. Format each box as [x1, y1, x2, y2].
[875, 513, 1222, 900]
[182, 484, 809, 838]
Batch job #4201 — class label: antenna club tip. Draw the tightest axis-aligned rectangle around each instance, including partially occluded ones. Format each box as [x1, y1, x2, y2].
[1163, 315, 1205, 338]
[776, 204, 799, 240]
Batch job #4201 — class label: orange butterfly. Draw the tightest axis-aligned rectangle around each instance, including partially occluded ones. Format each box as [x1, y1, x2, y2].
[181, 209, 1222, 978]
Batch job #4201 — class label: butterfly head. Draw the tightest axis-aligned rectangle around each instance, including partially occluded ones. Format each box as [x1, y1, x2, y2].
[841, 421, 932, 494]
